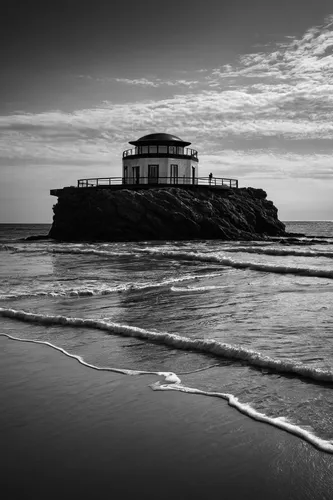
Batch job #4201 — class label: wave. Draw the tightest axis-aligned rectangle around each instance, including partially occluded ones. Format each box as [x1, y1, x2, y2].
[4, 242, 333, 274]
[0, 273, 222, 301]
[223, 246, 333, 259]
[0, 332, 179, 384]
[0, 244, 133, 258]
[2, 330, 333, 454]
[152, 383, 333, 454]
[0, 286, 126, 300]
[1, 307, 333, 384]
[171, 285, 228, 292]
[141, 249, 333, 280]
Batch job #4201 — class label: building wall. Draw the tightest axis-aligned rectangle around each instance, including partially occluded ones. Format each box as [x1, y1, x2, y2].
[122, 157, 198, 184]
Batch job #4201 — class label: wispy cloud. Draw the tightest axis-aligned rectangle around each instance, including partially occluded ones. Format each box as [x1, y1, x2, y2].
[114, 77, 199, 88]
[209, 14, 333, 83]
[77, 75, 199, 88]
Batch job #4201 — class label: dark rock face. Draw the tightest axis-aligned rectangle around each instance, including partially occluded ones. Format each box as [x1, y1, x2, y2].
[49, 186, 286, 242]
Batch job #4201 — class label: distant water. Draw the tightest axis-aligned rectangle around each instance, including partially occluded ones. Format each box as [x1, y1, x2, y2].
[1, 221, 333, 453]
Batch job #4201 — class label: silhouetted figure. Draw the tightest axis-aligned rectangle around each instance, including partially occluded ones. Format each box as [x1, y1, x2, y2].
[209, 173, 213, 185]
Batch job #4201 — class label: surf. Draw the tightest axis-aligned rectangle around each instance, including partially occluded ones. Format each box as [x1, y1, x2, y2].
[2, 331, 333, 455]
[1, 307, 333, 384]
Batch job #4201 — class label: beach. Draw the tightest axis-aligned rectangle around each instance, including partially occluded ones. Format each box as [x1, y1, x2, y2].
[2, 336, 333, 499]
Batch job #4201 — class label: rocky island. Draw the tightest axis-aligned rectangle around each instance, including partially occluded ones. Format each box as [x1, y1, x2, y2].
[49, 185, 286, 242]
[48, 133, 286, 242]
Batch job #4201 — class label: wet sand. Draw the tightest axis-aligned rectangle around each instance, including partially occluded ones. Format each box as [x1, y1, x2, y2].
[1, 336, 333, 499]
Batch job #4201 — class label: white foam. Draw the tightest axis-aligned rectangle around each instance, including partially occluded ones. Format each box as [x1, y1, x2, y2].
[1, 331, 332, 454]
[223, 246, 333, 259]
[0, 332, 180, 384]
[152, 382, 333, 454]
[171, 285, 228, 292]
[0, 244, 133, 258]
[0, 273, 220, 301]
[1, 307, 333, 383]
[5, 243, 333, 280]
[141, 248, 333, 280]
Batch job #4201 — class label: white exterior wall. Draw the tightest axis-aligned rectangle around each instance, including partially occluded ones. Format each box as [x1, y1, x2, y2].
[122, 156, 198, 184]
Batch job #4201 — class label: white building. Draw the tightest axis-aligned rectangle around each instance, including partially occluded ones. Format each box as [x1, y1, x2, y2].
[122, 133, 199, 185]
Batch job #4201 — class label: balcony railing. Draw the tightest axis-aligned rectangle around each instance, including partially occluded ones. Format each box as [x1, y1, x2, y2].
[77, 176, 238, 188]
[123, 147, 198, 159]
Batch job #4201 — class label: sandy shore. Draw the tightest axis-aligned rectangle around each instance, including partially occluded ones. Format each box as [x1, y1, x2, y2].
[1, 336, 333, 499]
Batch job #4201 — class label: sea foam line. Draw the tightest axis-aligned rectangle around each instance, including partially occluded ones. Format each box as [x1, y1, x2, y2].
[1, 307, 333, 383]
[152, 382, 333, 454]
[0, 332, 179, 384]
[0, 273, 222, 301]
[171, 285, 228, 292]
[223, 246, 333, 259]
[1, 331, 333, 454]
[0, 244, 134, 258]
[140, 249, 333, 280]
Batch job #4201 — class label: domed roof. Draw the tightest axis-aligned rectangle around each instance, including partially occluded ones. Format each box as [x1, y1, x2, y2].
[129, 133, 191, 147]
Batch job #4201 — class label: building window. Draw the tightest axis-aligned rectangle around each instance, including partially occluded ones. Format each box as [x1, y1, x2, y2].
[142, 146, 148, 154]
[170, 164, 178, 184]
[148, 164, 159, 184]
[149, 145, 157, 154]
[123, 166, 128, 184]
[158, 145, 167, 153]
[169, 146, 177, 154]
[177, 147, 184, 154]
[132, 166, 140, 184]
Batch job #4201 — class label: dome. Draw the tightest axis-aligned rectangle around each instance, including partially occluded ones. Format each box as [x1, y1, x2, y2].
[129, 133, 191, 147]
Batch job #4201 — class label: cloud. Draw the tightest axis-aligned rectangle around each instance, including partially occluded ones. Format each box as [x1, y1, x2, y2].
[77, 75, 199, 88]
[1, 14, 333, 185]
[201, 150, 333, 180]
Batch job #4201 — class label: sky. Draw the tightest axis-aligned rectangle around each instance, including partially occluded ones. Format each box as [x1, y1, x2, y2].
[1, 0, 333, 222]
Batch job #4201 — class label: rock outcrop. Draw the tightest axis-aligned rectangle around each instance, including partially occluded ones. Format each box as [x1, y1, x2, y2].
[49, 186, 286, 241]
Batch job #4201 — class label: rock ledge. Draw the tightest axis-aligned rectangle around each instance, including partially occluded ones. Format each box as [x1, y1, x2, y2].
[49, 186, 286, 241]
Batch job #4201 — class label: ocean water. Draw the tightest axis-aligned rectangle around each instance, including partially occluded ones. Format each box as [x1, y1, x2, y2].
[1, 221, 333, 453]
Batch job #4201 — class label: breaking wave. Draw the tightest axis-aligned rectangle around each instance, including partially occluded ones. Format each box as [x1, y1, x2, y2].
[0, 244, 133, 258]
[0, 273, 222, 301]
[140, 249, 333, 279]
[223, 246, 333, 259]
[1, 307, 333, 383]
[171, 285, 228, 292]
[2, 330, 333, 454]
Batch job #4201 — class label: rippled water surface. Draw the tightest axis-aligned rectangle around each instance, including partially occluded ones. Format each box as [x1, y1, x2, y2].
[1, 222, 333, 452]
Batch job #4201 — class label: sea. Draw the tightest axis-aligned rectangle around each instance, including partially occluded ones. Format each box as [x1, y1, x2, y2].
[1, 221, 333, 454]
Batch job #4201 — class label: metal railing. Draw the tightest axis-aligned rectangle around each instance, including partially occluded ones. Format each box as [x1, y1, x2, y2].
[123, 147, 198, 158]
[77, 176, 238, 188]
[78, 177, 123, 187]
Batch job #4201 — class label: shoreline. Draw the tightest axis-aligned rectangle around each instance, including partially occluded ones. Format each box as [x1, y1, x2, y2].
[1, 336, 333, 499]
